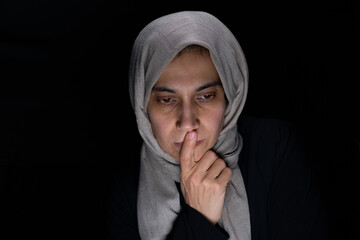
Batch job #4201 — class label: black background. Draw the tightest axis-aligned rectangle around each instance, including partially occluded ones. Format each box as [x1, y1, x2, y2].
[1, 1, 359, 239]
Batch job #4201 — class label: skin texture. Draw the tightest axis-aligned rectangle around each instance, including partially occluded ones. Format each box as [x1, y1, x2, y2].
[147, 48, 232, 225]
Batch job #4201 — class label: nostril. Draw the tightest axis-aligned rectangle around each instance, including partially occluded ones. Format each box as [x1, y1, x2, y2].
[176, 115, 199, 131]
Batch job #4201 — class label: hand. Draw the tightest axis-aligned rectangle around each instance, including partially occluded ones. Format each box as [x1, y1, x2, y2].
[179, 131, 232, 225]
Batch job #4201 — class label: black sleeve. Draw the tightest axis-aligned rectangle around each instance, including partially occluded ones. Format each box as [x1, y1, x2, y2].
[166, 182, 229, 240]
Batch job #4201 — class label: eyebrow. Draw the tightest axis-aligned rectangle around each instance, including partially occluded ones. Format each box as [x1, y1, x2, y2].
[152, 86, 176, 93]
[196, 82, 222, 91]
[152, 81, 222, 93]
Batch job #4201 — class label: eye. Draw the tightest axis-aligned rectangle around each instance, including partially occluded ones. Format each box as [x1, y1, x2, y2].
[157, 97, 176, 105]
[197, 93, 216, 102]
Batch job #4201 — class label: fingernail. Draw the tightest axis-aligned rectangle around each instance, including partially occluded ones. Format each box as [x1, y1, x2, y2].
[187, 131, 196, 140]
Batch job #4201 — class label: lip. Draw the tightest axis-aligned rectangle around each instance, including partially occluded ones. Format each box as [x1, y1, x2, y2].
[174, 140, 203, 148]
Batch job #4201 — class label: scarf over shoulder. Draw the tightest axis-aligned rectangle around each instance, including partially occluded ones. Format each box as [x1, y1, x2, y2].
[128, 11, 250, 240]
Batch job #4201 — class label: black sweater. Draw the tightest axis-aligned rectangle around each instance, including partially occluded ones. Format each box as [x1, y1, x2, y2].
[106, 116, 329, 239]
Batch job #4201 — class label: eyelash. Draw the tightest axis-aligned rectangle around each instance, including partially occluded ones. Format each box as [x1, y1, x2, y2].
[156, 93, 217, 105]
[197, 93, 216, 102]
[157, 97, 175, 104]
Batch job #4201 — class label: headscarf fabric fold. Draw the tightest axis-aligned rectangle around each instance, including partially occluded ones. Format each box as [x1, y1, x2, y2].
[129, 11, 251, 240]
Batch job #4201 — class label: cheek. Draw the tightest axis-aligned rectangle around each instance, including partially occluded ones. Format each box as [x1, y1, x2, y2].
[149, 114, 163, 139]
[148, 111, 172, 147]
[206, 105, 226, 134]
[209, 108, 226, 144]
[149, 113, 180, 160]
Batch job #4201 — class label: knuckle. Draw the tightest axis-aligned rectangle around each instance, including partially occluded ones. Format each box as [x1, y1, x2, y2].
[213, 181, 223, 192]
[205, 150, 218, 160]
[216, 158, 226, 168]
[202, 178, 212, 188]
[190, 173, 201, 185]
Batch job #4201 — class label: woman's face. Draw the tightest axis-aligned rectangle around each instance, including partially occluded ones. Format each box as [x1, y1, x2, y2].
[147, 50, 226, 162]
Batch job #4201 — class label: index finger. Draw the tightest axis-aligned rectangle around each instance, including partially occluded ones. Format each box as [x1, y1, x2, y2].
[179, 131, 197, 173]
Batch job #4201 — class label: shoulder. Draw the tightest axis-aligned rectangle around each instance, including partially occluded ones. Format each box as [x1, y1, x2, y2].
[107, 153, 139, 220]
[238, 115, 298, 142]
[108, 156, 140, 206]
[238, 115, 302, 159]
[238, 115, 302, 160]
[237, 115, 306, 192]
[106, 154, 140, 236]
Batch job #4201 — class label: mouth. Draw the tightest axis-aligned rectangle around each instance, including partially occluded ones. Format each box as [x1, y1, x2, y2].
[174, 140, 203, 148]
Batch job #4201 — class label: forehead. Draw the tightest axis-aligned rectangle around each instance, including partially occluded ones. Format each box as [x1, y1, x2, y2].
[154, 50, 220, 89]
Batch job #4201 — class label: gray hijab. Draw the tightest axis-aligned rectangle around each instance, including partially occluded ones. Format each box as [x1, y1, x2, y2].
[129, 11, 251, 240]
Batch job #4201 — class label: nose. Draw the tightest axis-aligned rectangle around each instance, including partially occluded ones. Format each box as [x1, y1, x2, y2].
[176, 101, 200, 132]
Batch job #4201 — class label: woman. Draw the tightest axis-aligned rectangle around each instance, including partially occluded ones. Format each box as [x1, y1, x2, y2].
[107, 11, 328, 239]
